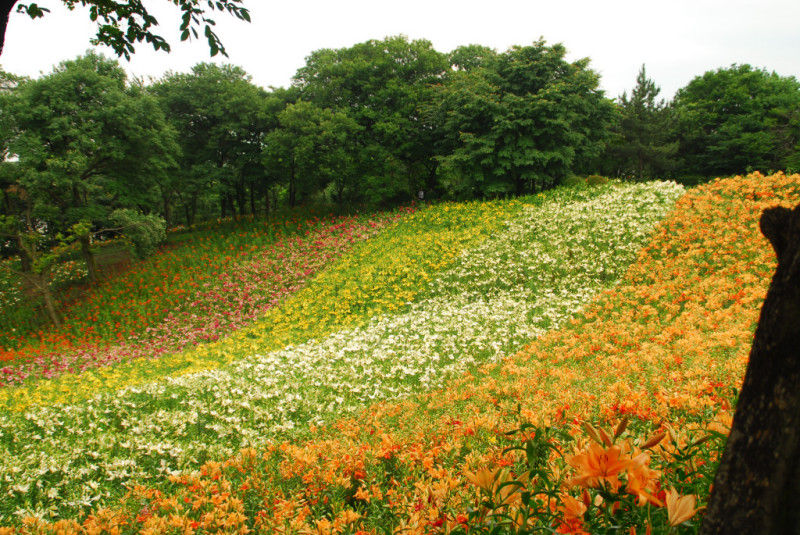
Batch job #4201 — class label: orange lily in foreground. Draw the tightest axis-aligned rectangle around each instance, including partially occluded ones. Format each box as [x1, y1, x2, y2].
[665, 487, 700, 526]
[568, 443, 637, 491]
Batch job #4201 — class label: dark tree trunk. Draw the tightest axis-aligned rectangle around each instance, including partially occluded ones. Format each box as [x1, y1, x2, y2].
[0, 0, 16, 56]
[37, 270, 61, 328]
[161, 190, 173, 228]
[289, 162, 297, 208]
[700, 204, 800, 534]
[186, 192, 197, 227]
[249, 184, 256, 218]
[236, 179, 246, 215]
[79, 234, 98, 284]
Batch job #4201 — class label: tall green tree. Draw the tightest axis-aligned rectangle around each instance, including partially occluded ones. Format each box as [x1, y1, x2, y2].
[293, 36, 448, 205]
[0, 213, 64, 326]
[434, 40, 614, 197]
[0, 68, 21, 223]
[607, 65, 677, 180]
[673, 64, 800, 178]
[152, 63, 270, 224]
[7, 52, 178, 282]
[263, 101, 361, 207]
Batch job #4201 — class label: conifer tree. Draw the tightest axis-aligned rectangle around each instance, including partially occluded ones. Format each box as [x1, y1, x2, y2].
[610, 65, 677, 180]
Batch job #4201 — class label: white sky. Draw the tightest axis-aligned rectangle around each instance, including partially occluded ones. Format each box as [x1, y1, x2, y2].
[1, 0, 799, 100]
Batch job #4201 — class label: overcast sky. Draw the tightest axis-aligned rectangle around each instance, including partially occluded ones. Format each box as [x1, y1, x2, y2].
[1, 0, 799, 100]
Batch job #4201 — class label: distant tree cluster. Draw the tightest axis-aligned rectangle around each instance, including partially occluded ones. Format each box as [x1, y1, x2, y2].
[604, 64, 800, 182]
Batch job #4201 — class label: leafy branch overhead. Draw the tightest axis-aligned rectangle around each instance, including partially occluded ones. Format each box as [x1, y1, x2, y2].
[5, 0, 250, 58]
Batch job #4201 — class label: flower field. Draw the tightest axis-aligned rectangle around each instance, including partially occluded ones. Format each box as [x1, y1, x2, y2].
[0, 210, 413, 387]
[1, 172, 797, 534]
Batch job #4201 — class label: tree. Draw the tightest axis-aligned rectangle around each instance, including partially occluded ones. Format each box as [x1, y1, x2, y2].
[263, 100, 361, 207]
[1, 0, 250, 58]
[0, 68, 22, 234]
[7, 52, 178, 282]
[152, 63, 270, 224]
[700, 204, 800, 533]
[434, 40, 614, 198]
[448, 44, 496, 72]
[0, 212, 64, 327]
[673, 65, 800, 178]
[606, 65, 677, 180]
[293, 36, 449, 205]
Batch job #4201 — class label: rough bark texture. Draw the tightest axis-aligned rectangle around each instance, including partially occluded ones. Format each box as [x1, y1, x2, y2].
[0, 0, 17, 56]
[80, 234, 98, 284]
[700, 204, 800, 534]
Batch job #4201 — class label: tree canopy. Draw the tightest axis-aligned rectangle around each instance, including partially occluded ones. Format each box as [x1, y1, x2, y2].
[151, 63, 269, 224]
[4, 51, 176, 282]
[0, 0, 250, 58]
[673, 64, 800, 177]
[606, 64, 677, 180]
[434, 40, 614, 197]
[294, 35, 449, 204]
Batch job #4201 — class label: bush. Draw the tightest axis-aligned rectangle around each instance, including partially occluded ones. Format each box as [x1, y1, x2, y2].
[110, 210, 167, 259]
[586, 175, 610, 186]
[561, 175, 585, 187]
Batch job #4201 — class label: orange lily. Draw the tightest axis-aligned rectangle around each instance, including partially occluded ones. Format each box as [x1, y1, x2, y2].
[625, 463, 663, 507]
[555, 494, 589, 534]
[567, 443, 633, 491]
[665, 487, 700, 526]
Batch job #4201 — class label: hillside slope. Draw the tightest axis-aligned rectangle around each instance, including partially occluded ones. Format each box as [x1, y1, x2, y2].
[4, 174, 791, 534]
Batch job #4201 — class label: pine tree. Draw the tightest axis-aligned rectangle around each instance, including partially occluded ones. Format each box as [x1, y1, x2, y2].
[611, 65, 678, 180]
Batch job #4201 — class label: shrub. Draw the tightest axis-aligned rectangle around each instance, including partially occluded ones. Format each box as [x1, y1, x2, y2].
[585, 174, 610, 186]
[110, 209, 167, 259]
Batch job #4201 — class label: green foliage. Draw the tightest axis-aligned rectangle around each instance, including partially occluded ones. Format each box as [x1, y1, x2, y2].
[448, 44, 497, 72]
[110, 209, 167, 259]
[293, 35, 449, 205]
[561, 175, 585, 187]
[0, 69, 21, 159]
[152, 63, 270, 224]
[434, 39, 615, 198]
[607, 65, 678, 180]
[8, 52, 177, 235]
[5, 36, 799, 228]
[11, 0, 250, 59]
[263, 101, 361, 207]
[673, 64, 800, 178]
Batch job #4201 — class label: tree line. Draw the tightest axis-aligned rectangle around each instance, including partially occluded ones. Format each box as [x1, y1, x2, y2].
[1, 37, 799, 303]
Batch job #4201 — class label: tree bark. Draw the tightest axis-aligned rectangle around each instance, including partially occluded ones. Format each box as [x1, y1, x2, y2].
[37, 271, 61, 328]
[0, 0, 17, 57]
[249, 183, 256, 218]
[700, 204, 800, 534]
[79, 233, 98, 284]
[161, 189, 173, 228]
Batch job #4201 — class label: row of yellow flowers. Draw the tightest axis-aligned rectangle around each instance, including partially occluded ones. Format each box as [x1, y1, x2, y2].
[3, 172, 796, 534]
